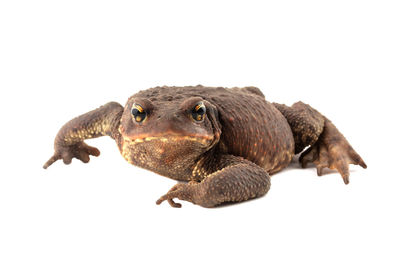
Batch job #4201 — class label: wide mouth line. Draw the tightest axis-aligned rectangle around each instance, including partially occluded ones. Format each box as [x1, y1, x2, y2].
[123, 134, 213, 145]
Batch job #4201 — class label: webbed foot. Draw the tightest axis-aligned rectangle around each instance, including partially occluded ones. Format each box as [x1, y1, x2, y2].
[299, 120, 367, 184]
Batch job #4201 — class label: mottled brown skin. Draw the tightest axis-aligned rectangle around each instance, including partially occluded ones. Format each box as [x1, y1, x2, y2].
[44, 85, 367, 208]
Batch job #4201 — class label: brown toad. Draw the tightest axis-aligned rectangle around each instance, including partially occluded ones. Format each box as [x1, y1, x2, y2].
[44, 85, 367, 208]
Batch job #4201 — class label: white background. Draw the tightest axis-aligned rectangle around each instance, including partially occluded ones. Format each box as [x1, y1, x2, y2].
[0, 0, 399, 266]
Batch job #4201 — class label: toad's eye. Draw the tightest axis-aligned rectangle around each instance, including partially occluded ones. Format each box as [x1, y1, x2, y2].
[131, 104, 146, 123]
[191, 103, 206, 121]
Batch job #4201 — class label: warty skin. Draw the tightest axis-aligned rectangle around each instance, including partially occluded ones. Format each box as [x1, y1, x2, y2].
[44, 85, 367, 208]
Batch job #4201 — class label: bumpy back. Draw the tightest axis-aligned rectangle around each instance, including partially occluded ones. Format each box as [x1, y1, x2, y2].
[200, 86, 295, 173]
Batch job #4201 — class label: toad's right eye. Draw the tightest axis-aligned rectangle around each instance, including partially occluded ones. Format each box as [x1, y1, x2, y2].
[191, 102, 206, 122]
[131, 104, 146, 123]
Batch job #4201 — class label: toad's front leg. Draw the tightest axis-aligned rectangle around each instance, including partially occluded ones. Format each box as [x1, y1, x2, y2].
[156, 155, 271, 208]
[43, 102, 123, 169]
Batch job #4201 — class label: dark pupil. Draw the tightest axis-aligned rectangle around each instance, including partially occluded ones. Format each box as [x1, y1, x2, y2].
[192, 105, 205, 121]
[132, 108, 146, 122]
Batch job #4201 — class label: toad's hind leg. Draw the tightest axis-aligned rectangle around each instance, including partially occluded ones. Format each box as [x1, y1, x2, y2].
[273, 101, 367, 184]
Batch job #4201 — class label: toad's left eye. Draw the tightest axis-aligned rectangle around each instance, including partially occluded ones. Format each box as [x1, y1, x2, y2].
[131, 103, 147, 123]
[191, 103, 206, 121]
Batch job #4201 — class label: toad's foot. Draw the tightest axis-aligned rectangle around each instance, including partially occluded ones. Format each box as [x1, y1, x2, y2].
[156, 183, 196, 208]
[299, 120, 367, 184]
[43, 141, 100, 169]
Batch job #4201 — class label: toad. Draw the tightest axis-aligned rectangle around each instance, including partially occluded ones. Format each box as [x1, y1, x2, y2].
[44, 85, 367, 208]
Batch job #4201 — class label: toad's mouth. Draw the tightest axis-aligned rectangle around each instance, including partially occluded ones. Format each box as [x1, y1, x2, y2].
[122, 134, 214, 146]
